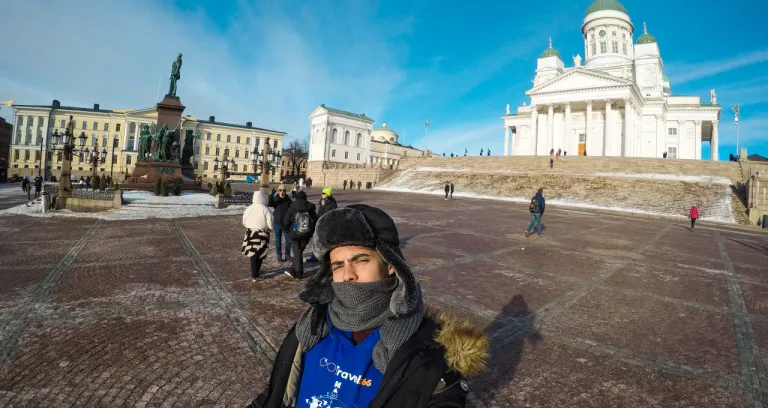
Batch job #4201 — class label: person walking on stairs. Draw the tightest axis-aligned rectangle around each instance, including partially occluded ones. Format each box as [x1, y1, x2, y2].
[444, 182, 450, 200]
[525, 188, 546, 238]
[450, 182, 454, 199]
[688, 205, 699, 230]
[242, 192, 273, 282]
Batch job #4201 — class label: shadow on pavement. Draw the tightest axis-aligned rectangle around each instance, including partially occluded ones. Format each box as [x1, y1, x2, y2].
[728, 237, 768, 256]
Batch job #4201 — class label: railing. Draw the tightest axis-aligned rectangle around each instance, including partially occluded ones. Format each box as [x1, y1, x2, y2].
[71, 189, 116, 201]
[221, 192, 253, 206]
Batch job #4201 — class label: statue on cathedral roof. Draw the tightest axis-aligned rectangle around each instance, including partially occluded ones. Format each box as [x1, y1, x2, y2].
[573, 54, 582, 67]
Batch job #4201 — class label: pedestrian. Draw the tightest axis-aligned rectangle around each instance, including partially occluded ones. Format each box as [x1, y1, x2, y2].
[450, 182, 454, 199]
[86, 175, 91, 187]
[291, 183, 298, 200]
[357, 181, 362, 189]
[550, 148, 555, 156]
[688, 204, 699, 230]
[444, 182, 450, 200]
[245, 204, 488, 407]
[269, 184, 293, 262]
[663, 151, 668, 159]
[343, 179, 347, 190]
[242, 191, 273, 282]
[480, 148, 484, 156]
[549, 158, 554, 169]
[350, 179, 354, 189]
[557, 148, 561, 157]
[299, 177, 305, 190]
[583, 150, 587, 156]
[487, 149, 491, 156]
[282, 191, 317, 279]
[525, 188, 546, 238]
[34, 174, 42, 199]
[21, 176, 29, 196]
[564, 151, 567, 156]
[106, 175, 112, 186]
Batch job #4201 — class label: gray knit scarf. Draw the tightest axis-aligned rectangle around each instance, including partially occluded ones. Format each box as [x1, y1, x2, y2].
[295, 277, 424, 373]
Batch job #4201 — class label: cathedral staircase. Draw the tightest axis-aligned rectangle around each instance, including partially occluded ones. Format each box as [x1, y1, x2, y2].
[377, 156, 749, 225]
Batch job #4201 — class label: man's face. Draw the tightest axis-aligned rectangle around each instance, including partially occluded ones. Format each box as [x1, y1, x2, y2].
[278, 188, 285, 197]
[321, 192, 327, 200]
[330, 246, 394, 283]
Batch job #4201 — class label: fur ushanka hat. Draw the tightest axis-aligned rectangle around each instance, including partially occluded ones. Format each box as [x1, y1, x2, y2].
[300, 204, 421, 317]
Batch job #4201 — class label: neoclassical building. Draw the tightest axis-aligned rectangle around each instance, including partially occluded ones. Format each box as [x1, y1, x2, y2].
[501, 0, 721, 160]
[9, 100, 285, 181]
[308, 104, 423, 168]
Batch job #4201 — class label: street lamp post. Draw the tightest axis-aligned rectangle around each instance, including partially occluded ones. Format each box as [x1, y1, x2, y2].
[110, 136, 119, 180]
[731, 104, 740, 158]
[50, 116, 103, 208]
[250, 138, 282, 194]
[423, 120, 430, 156]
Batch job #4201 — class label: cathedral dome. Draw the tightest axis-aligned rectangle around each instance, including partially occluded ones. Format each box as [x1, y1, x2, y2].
[540, 38, 561, 59]
[585, 0, 628, 17]
[371, 122, 399, 144]
[636, 22, 657, 44]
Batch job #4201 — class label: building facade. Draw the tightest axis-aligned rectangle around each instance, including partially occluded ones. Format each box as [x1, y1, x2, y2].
[308, 104, 422, 169]
[502, 0, 721, 160]
[0, 117, 12, 182]
[8, 101, 285, 182]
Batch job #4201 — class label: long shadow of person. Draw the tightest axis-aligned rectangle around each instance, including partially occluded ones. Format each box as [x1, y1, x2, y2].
[471, 295, 542, 404]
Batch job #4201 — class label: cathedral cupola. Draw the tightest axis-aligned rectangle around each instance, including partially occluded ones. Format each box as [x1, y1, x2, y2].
[540, 38, 562, 59]
[636, 22, 657, 44]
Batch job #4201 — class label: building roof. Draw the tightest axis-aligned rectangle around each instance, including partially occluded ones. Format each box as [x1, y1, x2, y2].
[748, 154, 768, 162]
[585, 0, 628, 17]
[194, 119, 285, 135]
[13, 104, 114, 113]
[318, 104, 375, 123]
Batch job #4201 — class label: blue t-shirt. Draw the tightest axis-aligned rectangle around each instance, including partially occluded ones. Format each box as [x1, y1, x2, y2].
[296, 326, 384, 408]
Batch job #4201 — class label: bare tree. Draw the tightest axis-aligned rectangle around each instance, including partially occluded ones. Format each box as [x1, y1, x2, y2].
[284, 139, 308, 176]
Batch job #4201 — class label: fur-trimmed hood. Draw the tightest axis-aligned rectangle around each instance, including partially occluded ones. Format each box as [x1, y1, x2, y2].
[429, 309, 489, 377]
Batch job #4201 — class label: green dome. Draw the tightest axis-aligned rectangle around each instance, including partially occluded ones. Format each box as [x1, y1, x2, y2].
[541, 47, 561, 59]
[637, 32, 657, 44]
[585, 0, 628, 17]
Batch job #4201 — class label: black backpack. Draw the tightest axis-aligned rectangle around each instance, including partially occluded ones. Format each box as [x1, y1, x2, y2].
[529, 196, 540, 213]
[293, 210, 314, 236]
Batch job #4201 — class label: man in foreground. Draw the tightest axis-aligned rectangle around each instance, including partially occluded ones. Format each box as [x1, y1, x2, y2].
[525, 188, 546, 238]
[248, 204, 488, 407]
[269, 184, 293, 262]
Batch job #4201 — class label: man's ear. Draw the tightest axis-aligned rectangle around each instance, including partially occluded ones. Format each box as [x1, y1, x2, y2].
[388, 264, 395, 276]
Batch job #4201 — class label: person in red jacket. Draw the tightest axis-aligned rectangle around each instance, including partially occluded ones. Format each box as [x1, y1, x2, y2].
[689, 205, 699, 229]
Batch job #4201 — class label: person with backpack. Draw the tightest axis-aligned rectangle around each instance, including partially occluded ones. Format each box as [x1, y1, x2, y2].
[282, 191, 317, 279]
[525, 188, 546, 238]
[269, 184, 293, 262]
[34, 174, 43, 199]
[242, 191, 273, 282]
[688, 204, 699, 230]
[444, 182, 450, 200]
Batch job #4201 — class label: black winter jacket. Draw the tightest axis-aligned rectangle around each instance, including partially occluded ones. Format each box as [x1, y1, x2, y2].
[316, 196, 338, 218]
[282, 199, 318, 240]
[270, 194, 293, 228]
[246, 312, 488, 408]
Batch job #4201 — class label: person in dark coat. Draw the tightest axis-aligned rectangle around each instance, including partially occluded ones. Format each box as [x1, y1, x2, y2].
[444, 182, 450, 200]
[282, 191, 317, 279]
[316, 187, 337, 218]
[357, 180, 362, 189]
[247, 204, 488, 408]
[33, 175, 43, 199]
[525, 188, 546, 238]
[343, 179, 347, 190]
[450, 182, 455, 199]
[21, 177, 30, 200]
[269, 184, 293, 262]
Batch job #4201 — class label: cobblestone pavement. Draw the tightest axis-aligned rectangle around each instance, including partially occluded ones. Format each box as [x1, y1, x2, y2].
[1, 188, 767, 407]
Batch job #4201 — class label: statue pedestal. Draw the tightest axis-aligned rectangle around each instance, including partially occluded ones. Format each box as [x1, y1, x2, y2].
[157, 96, 185, 129]
[122, 161, 202, 191]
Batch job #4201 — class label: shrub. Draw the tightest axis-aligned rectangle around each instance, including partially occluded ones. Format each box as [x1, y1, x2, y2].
[154, 178, 162, 195]
[159, 179, 168, 196]
[223, 182, 232, 198]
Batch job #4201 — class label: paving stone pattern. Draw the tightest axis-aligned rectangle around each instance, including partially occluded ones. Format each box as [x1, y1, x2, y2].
[0, 189, 767, 407]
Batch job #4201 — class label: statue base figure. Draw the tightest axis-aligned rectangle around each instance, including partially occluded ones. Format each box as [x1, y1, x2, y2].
[122, 161, 203, 192]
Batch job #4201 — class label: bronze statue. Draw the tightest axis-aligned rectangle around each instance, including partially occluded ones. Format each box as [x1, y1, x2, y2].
[138, 124, 152, 161]
[168, 53, 183, 98]
[182, 130, 197, 165]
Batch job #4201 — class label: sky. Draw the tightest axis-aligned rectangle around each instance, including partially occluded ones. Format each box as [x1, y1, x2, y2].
[0, 0, 766, 160]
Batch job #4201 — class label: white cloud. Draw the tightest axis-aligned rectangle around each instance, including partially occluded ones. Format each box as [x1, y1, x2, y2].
[666, 49, 768, 85]
[0, 0, 409, 142]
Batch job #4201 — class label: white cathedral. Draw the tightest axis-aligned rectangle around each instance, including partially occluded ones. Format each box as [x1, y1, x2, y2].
[502, 0, 721, 160]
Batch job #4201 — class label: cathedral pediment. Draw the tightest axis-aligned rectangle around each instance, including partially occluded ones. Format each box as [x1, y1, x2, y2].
[528, 69, 632, 95]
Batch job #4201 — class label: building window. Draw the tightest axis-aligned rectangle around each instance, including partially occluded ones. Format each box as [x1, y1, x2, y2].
[356, 133, 362, 147]
[24, 150, 30, 161]
[206, 132, 211, 140]
[236, 136, 241, 144]
[622, 33, 626, 39]
[344, 151, 349, 159]
[194, 145, 200, 154]
[15, 131, 21, 144]
[35, 151, 40, 162]
[612, 41, 618, 54]
[591, 42, 596, 56]
[600, 41, 606, 54]
[92, 136, 98, 147]
[205, 145, 210, 155]
[273, 140, 277, 149]
[116, 123, 121, 132]
[668, 128, 677, 136]
[622, 43, 627, 55]
[82, 121, 87, 130]
[245, 150, 249, 159]
[332, 129, 338, 144]
[126, 155, 132, 165]
[103, 123, 109, 131]
[357, 153, 361, 161]
[332, 150, 336, 158]
[344, 131, 350, 145]
[667, 146, 677, 158]
[127, 136, 135, 150]
[204, 162, 209, 170]
[112, 154, 117, 163]
[226, 135, 231, 143]
[102, 137, 107, 147]
[25, 133, 31, 145]
[129, 123, 136, 134]
[38, 117, 44, 127]
[246, 137, 250, 145]
[14, 150, 19, 160]
[18, 117, 23, 127]
[216, 134, 221, 141]
[93, 122, 98, 130]
[612, 31, 617, 36]
[37, 130, 43, 145]
[235, 149, 240, 158]
[60, 119, 65, 128]
[215, 147, 220, 156]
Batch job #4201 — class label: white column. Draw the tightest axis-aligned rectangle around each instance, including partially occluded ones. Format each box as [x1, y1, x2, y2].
[656, 115, 665, 158]
[530, 106, 538, 156]
[694, 120, 702, 160]
[635, 109, 642, 157]
[504, 126, 510, 156]
[509, 127, 515, 156]
[678, 120, 687, 159]
[133, 122, 139, 151]
[122, 120, 129, 149]
[623, 99, 632, 157]
[604, 100, 612, 156]
[585, 100, 592, 156]
[711, 120, 719, 161]
[564, 102, 572, 155]
[547, 104, 555, 154]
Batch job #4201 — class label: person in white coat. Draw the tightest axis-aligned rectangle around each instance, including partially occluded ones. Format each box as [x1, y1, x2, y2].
[242, 191, 274, 281]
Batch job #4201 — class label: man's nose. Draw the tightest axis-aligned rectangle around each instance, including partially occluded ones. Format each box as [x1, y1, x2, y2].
[341, 265, 357, 282]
